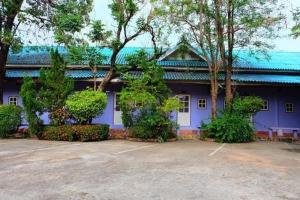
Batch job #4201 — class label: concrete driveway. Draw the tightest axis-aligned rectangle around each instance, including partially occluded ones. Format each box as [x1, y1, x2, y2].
[0, 139, 299, 200]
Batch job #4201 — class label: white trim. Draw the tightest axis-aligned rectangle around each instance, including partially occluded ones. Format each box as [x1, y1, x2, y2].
[261, 99, 269, 111]
[158, 44, 207, 62]
[197, 98, 207, 110]
[113, 93, 122, 125]
[285, 102, 294, 113]
[177, 94, 191, 126]
[8, 96, 18, 105]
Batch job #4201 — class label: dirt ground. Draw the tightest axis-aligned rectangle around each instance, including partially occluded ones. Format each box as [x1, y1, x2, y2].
[0, 139, 299, 200]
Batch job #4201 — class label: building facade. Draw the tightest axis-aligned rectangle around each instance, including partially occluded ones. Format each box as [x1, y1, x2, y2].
[3, 44, 300, 138]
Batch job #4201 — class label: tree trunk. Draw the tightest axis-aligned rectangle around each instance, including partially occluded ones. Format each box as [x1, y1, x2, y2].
[225, 0, 234, 106]
[97, 68, 115, 91]
[225, 59, 233, 106]
[0, 47, 9, 104]
[210, 76, 218, 120]
[0, 64, 4, 104]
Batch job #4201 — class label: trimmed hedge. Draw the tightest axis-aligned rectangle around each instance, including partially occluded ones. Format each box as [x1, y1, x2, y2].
[0, 105, 22, 138]
[66, 90, 107, 124]
[42, 124, 110, 142]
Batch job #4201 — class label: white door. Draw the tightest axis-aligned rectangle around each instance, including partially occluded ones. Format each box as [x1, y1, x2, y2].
[177, 95, 191, 126]
[114, 93, 122, 125]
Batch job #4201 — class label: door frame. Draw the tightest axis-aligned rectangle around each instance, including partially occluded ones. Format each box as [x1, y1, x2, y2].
[176, 94, 191, 127]
[113, 92, 122, 125]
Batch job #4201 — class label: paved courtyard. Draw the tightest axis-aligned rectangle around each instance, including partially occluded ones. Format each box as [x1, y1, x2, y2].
[0, 139, 299, 200]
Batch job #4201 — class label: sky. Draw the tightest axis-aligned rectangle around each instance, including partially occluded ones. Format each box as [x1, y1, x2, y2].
[90, 0, 300, 52]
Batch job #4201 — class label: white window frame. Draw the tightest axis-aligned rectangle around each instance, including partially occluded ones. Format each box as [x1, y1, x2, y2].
[177, 94, 191, 126]
[285, 103, 294, 113]
[261, 100, 269, 111]
[113, 93, 123, 125]
[198, 98, 207, 109]
[8, 96, 18, 105]
[178, 94, 190, 113]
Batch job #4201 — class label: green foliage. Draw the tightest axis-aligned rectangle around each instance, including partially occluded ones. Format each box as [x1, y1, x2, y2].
[231, 96, 264, 118]
[42, 124, 110, 142]
[292, 8, 300, 38]
[20, 77, 44, 138]
[120, 51, 179, 142]
[39, 49, 74, 125]
[128, 109, 177, 141]
[203, 114, 255, 143]
[0, 105, 22, 138]
[88, 20, 112, 44]
[66, 89, 108, 124]
[68, 44, 106, 90]
[202, 96, 264, 143]
[52, 0, 93, 44]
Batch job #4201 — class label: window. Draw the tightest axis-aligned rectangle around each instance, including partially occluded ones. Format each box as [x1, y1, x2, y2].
[285, 103, 294, 113]
[115, 94, 121, 111]
[198, 98, 207, 109]
[261, 100, 269, 111]
[8, 96, 18, 105]
[178, 95, 190, 113]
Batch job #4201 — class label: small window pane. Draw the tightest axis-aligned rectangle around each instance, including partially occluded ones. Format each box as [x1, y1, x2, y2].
[178, 95, 190, 113]
[286, 103, 294, 113]
[261, 100, 269, 111]
[198, 98, 206, 109]
[115, 94, 121, 111]
[8, 97, 18, 105]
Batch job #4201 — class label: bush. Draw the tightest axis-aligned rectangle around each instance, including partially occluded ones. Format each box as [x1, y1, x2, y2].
[66, 89, 107, 124]
[42, 124, 110, 142]
[20, 77, 44, 138]
[119, 51, 179, 142]
[0, 105, 22, 138]
[202, 96, 264, 143]
[203, 114, 255, 143]
[129, 109, 177, 141]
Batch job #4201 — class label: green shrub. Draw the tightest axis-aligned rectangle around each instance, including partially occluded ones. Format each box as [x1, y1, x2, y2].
[119, 51, 179, 142]
[202, 96, 264, 143]
[42, 124, 110, 142]
[203, 114, 254, 143]
[66, 89, 107, 124]
[0, 105, 22, 138]
[20, 77, 44, 138]
[231, 96, 264, 117]
[43, 125, 76, 141]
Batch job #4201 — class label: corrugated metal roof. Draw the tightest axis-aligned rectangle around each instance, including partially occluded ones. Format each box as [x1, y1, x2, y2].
[6, 69, 300, 84]
[6, 47, 300, 71]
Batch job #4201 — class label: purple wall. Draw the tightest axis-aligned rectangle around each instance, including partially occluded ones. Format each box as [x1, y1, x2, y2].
[3, 80, 300, 131]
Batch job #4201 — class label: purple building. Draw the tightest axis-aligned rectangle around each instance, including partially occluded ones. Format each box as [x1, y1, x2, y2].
[3, 44, 300, 139]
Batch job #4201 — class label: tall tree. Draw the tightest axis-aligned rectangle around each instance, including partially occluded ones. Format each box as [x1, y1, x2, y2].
[0, 0, 92, 104]
[39, 49, 74, 125]
[217, 0, 284, 106]
[152, 0, 223, 119]
[56, 0, 167, 91]
[152, 0, 283, 118]
[94, 0, 164, 91]
[292, 7, 300, 38]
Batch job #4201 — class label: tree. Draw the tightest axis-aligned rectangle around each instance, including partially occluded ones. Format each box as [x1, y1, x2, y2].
[152, 0, 223, 119]
[292, 8, 300, 38]
[119, 51, 179, 142]
[215, 0, 284, 106]
[20, 77, 43, 138]
[0, 0, 92, 104]
[39, 49, 74, 125]
[94, 0, 164, 91]
[152, 0, 283, 117]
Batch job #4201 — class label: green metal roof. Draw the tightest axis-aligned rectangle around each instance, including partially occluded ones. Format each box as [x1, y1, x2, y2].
[6, 69, 300, 85]
[6, 47, 300, 72]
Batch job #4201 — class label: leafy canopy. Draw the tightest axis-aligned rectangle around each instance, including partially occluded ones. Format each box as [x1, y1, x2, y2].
[119, 51, 179, 141]
[66, 89, 108, 124]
